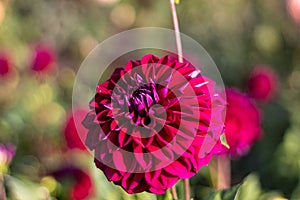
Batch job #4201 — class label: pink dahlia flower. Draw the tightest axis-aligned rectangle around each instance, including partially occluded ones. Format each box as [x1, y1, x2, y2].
[219, 89, 261, 157]
[0, 52, 12, 77]
[52, 166, 94, 200]
[64, 109, 89, 151]
[31, 44, 56, 72]
[83, 54, 225, 194]
[247, 65, 278, 102]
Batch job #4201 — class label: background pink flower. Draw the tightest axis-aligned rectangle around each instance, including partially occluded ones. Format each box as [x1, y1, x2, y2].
[31, 44, 56, 72]
[219, 88, 261, 157]
[0, 52, 12, 77]
[83, 54, 225, 194]
[64, 109, 89, 151]
[287, 0, 300, 24]
[0, 143, 16, 171]
[247, 65, 278, 102]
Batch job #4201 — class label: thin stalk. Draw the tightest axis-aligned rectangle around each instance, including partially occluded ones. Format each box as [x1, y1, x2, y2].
[208, 156, 218, 189]
[171, 186, 178, 200]
[0, 173, 6, 200]
[216, 155, 231, 190]
[169, 0, 183, 63]
[184, 179, 190, 200]
[169, 0, 189, 199]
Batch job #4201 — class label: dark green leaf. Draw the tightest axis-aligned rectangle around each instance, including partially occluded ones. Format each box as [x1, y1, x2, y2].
[205, 184, 240, 200]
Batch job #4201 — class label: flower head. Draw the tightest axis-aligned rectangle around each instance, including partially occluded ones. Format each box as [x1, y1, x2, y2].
[247, 65, 278, 102]
[82, 54, 225, 194]
[219, 89, 261, 157]
[31, 44, 56, 73]
[0, 143, 16, 173]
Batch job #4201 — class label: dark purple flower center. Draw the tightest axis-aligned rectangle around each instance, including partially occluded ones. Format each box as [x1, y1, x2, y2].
[129, 83, 159, 126]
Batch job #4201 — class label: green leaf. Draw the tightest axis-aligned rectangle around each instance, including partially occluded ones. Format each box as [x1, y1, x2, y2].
[220, 134, 230, 149]
[5, 175, 50, 200]
[205, 174, 264, 200]
[237, 174, 261, 200]
[174, 0, 180, 4]
[205, 184, 240, 200]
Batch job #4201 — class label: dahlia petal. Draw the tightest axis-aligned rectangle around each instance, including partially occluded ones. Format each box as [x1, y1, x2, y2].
[82, 112, 96, 127]
[157, 55, 173, 65]
[148, 186, 169, 195]
[148, 171, 178, 191]
[168, 77, 189, 94]
[173, 61, 187, 71]
[157, 85, 168, 99]
[145, 169, 162, 184]
[85, 127, 103, 150]
[162, 125, 178, 138]
[141, 54, 159, 65]
[155, 65, 173, 86]
[118, 130, 133, 147]
[141, 136, 154, 148]
[96, 109, 111, 123]
[95, 159, 124, 182]
[144, 65, 157, 84]
[109, 68, 124, 82]
[155, 130, 174, 147]
[121, 173, 144, 191]
[164, 161, 188, 178]
[105, 168, 123, 182]
[112, 150, 136, 172]
[176, 63, 197, 77]
[134, 144, 152, 170]
[124, 60, 141, 71]
[151, 146, 174, 163]
[110, 120, 118, 130]
[101, 121, 113, 135]
[97, 81, 112, 95]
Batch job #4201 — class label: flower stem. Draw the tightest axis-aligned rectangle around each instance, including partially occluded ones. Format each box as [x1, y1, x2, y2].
[169, 0, 189, 199]
[169, 0, 183, 63]
[171, 186, 178, 200]
[0, 173, 7, 200]
[216, 155, 231, 190]
[184, 179, 190, 200]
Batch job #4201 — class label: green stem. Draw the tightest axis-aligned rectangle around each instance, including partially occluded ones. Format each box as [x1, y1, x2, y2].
[184, 179, 190, 200]
[169, 0, 189, 199]
[171, 186, 178, 200]
[169, 0, 183, 63]
[216, 155, 231, 190]
[0, 173, 7, 200]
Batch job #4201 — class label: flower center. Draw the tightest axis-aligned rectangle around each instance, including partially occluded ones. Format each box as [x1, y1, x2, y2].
[129, 83, 159, 126]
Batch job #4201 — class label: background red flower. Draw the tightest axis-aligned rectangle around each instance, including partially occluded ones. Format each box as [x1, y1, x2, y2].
[51, 166, 94, 200]
[64, 109, 89, 151]
[31, 44, 56, 73]
[247, 65, 278, 102]
[0, 52, 12, 77]
[219, 88, 261, 157]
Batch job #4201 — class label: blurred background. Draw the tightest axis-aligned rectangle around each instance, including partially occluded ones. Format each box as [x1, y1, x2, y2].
[0, 0, 300, 199]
